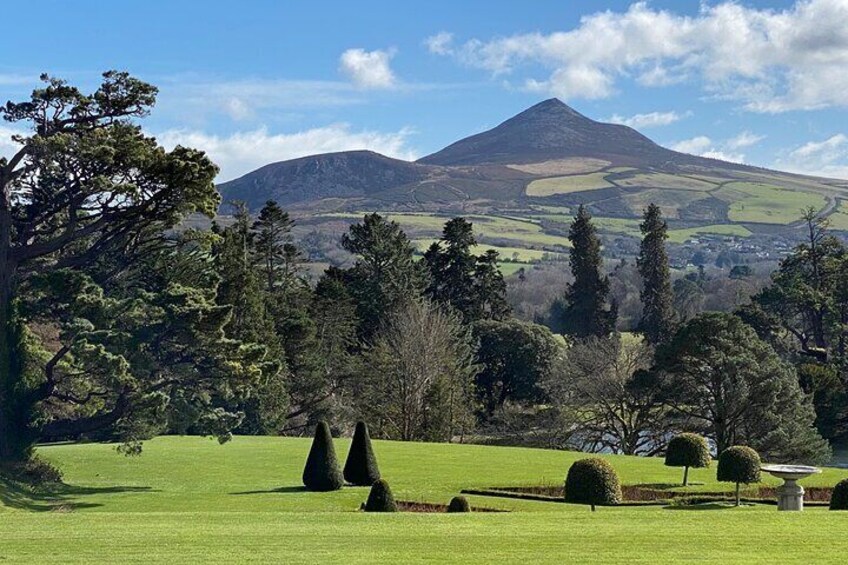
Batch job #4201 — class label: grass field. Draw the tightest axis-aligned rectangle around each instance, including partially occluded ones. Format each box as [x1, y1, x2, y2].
[412, 240, 565, 262]
[716, 182, 828, 224]
[667, 224, 753, 244]
[2, 437, 848, 563]
[525, 173, 613, 196]
[829, 200, 848, 231]
[614, 172, 718, 191]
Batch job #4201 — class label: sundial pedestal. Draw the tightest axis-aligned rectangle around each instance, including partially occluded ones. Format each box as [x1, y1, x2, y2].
[761, 465, 821, 512]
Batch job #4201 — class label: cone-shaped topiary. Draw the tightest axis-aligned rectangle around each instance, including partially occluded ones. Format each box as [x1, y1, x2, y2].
[564, 457, 622, 511]
[364, 478, 397, 512]
[447, 495, 471, 513]
[830, 479, 848, 510]
[344, 421, 381, 486]
[717, 446, 761, 506]
[665, 433, 711, 486]
[302, 421, 344, 492]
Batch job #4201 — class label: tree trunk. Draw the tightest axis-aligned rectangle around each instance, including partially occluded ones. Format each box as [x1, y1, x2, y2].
[0, 197, 22, 461]
[735, 482, 740, 507]
[683, 466, 689, 487]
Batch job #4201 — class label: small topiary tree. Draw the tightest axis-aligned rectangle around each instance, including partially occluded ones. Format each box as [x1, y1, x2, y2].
[665, 433, 711, 486]
[447, 495, 471, 513]
[302, 421, 344, 492]
[344, 421, 381, 486]
[717, 446, 761, 506]
[564, 457, 622, 511]
[830, 479, 848, 510]
[364, 478, 398, 512]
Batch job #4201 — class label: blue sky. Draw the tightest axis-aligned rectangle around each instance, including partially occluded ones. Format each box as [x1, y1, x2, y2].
[2, 0, 848, 181]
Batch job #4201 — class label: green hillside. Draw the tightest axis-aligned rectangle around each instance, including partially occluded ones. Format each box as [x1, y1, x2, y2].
[2, 437, 847, 563]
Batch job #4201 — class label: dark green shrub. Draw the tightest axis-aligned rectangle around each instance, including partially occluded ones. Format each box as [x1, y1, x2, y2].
[0, 456, 63, 486]
[717, 446, 761, 506]
[564, 457, 622, 511]
[364, 479, 397, 512]
[664, 433, 711, 486]
[830, 479, 848, 510]
[302, 421, 344, 492]
[447, 495, 471, 513]
[343, 421, 381, 486]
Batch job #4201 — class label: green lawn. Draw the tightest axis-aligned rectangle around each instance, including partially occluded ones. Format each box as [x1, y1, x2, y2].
[2, 437, 848, 563]
[667, 224, 753, 244]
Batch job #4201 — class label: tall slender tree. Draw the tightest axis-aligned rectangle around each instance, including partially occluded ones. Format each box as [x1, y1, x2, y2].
[558, 206, 616, 338]
[637, 204, 675, 344]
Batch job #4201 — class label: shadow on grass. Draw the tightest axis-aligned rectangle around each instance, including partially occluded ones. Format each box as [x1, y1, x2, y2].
[230, 485, 308, 495]
[664, 503, 735, 511]
[0, 477, 154, 512]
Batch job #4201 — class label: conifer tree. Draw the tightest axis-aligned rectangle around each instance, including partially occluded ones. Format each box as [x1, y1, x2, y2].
[302, 421, 344, 491]
[559, 206, 616, 338]
[637, 204, 675, 344]
[343, 421, 381, 486]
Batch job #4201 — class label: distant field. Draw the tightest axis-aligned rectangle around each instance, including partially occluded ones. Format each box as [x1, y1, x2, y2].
[829, 200, 848, 231]
[614, 172, 718, 191]
[667, 224, 753, 244]
[716, 182, 828, 224]
[2, 437, 847, 563]
[507, 157, 609, 175]
[525, 173, 613, 196]
[412, 240, 565, 263]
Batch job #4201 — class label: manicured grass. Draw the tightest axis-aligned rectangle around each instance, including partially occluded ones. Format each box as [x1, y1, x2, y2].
[2, 437, 848, 563]
[526, 173, 613, 196]
[716, 182, 828, 224]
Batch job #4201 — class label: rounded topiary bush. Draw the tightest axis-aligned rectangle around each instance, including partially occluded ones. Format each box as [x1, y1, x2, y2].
[665, 433, 711, 486]
[447, 495, 471, 513]
[302, 421, 344, 492]
[344, 421, 381, 486]
[564, 457, 622, 511]
[717, 446, 761, 506]
[830, 479, 848, 510]
[364, 479, 397, 512]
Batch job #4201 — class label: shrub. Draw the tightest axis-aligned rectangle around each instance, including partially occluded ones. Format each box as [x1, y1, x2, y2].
[302, 421, 344, 492]
[364, 479, 397, 512]
[0, 456, 64, 486]
[344, 421, 381, 486]
[830, 479, 848, 510]
[664, 433, 711, 486]
[447, 495, 471, 513]
[564, 457, 622, 511]
[717, 446, 761, 506]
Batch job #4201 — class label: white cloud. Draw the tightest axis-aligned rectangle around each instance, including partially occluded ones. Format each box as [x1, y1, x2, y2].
[670, 136, 712, 155]
[0, 126, 25, 160]
[777, 134, 848, 178]
[156, 124, 417, 182]
[727, 131, 766, 149]
[339, 48, 397, 89]
[432, 0, 848, 111]
[668, 134, 750, 164]
[425, 32, 454, 55]
[608, 110, 685, 129]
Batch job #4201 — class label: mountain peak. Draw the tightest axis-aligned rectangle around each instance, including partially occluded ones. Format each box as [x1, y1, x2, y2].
[418, 98, 659, 166]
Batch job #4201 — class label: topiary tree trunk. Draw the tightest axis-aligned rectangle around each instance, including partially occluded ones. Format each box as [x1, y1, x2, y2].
[735, 482, 741, 507]
[683, 465, 689, 487]
[343, 421, 380, 486]
[302, 421, 344, 492]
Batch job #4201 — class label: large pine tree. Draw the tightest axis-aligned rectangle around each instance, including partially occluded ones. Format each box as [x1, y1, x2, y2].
[636, 204, 675, 344]
[559, 206, 616, 338]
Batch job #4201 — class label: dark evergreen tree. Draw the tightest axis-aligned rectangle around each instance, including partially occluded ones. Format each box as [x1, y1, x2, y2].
[564, 457, 622, 511]
[637, 204, 675, 344]
[341, 214, 425, 339]
[343, 421, 381, 486]
[251, 200, 297, 293]
[364, 478, 398, 512]
[472, 250, 511, 321]
[717, 446, 761, 506]
[424, 218, 478, 319]
[558, 206, 616, 338]
[302, 421, 344, 491]
[830, 479, 848, 510]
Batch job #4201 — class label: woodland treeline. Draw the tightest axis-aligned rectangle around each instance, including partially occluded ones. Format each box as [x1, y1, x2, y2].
[1, 73, 845, 472]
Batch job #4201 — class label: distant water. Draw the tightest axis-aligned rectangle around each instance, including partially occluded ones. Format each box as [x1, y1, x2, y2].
[830, 444, 848, 468]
